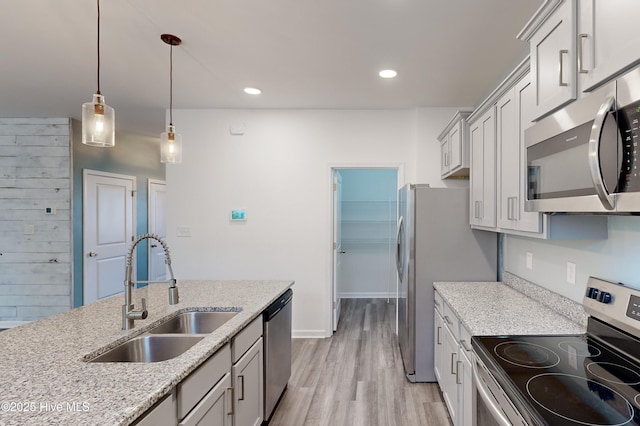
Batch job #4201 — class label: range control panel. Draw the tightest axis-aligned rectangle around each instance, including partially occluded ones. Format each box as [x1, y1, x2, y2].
[584, 277, 640, 338]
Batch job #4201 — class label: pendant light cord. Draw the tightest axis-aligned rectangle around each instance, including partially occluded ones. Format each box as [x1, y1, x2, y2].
[96, 0, 101, 95]
[169, 44, 173, 126]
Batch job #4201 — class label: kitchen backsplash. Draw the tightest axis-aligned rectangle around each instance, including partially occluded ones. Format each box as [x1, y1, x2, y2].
[502, 271, 588, 327]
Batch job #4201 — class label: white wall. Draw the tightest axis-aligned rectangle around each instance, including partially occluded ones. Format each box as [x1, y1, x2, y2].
[504, 216, 640, 302]
[166, 108, 455, 337]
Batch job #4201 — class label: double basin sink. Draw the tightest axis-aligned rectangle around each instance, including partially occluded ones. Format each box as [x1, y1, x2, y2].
[89, 310, 239, 363]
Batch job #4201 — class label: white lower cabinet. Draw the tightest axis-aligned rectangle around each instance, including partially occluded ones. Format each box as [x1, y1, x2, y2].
[179, 373, 233, 426]
[135, 316, 265, 426]
[434, 290, 473, 426]
[232, 316, 264, 426]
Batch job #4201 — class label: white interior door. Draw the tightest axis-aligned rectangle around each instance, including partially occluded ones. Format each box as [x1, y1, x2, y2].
[332, 170, 343, 332]
[148, 179, 167, 282]
[83, 170, 135, 305]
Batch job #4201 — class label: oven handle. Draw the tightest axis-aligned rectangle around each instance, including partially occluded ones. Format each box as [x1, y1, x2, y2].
[588, 95, 616, 210]
[473, 359, 511, 426]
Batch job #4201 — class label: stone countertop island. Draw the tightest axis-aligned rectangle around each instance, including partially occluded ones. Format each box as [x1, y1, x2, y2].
[0, 280, 293, 426]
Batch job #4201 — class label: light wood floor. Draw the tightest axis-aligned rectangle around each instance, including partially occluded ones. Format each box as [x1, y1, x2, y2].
[269, 298, 452, 426]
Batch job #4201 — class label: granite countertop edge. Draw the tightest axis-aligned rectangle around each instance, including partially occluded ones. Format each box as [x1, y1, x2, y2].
[0, 279, 294, 426]
[433, 281, 586, 337]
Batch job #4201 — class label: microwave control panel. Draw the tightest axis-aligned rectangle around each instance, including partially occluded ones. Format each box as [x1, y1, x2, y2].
[617, 100, 640, 192]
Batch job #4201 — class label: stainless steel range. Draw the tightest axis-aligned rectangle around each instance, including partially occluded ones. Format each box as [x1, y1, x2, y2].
[472, 277, 640, 425]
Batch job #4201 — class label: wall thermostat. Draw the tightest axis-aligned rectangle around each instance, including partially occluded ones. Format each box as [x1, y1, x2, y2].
[230, 209, 247, 221]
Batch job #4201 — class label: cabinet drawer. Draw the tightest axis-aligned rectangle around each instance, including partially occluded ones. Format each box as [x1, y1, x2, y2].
[434, 291, 444, 315]
[232, 316, 263, 363]
[459, 323, 473, 356]
[134, 391, 177, 426]
[442, 302, 459, 341]
[178, 343, 231, 420]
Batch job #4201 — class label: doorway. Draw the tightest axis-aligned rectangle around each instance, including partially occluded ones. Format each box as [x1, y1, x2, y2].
[331, 167, 399, 333]
[147, 179, 167, 282]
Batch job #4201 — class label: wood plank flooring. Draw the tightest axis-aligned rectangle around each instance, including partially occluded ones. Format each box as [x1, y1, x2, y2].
[269, 299, 452, 426]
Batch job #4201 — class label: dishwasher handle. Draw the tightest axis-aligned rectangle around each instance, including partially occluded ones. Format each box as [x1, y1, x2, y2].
[264, 288, 293, 320]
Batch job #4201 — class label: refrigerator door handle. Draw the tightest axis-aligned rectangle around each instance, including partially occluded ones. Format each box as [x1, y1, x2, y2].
[395, 216, 404, 282]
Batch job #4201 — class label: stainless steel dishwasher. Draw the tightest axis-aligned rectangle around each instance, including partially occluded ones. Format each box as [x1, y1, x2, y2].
[263, 288, 292, 423]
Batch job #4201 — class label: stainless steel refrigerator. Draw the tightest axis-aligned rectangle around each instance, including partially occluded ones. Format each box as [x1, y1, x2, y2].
[396, 184, 497, 382]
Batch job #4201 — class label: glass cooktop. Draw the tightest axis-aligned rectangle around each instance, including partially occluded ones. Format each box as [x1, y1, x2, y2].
[474, 330, 640, 425]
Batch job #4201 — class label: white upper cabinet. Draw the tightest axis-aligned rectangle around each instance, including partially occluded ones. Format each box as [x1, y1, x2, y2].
[469, 107, 496, 229]
[578, 0, 640, 92]
[497, 71, 543, 234]
[528, 0, 577, 120]
[439, 111, 472, 179]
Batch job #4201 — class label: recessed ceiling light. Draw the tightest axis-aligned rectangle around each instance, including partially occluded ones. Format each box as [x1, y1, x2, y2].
[244, 87, 262, 95]
[379, 69, 398, 79]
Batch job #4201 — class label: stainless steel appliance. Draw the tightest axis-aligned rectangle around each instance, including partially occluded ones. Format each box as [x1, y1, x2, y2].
[525, 66, 640, 213]
[396, 185, 497, 382]
[263, 289, 292, 423]
[473, 277, 640, 425]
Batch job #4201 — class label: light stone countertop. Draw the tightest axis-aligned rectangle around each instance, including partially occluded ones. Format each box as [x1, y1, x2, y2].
[433, 281, 586, 336]
[0, 280, 293, 426]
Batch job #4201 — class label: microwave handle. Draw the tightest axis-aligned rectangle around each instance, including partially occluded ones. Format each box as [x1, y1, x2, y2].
[588, 96, 616, 210]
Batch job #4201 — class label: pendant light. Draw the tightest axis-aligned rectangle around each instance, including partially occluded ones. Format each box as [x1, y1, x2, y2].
[160, 34, 183, 164]
[82, 0, 115, 147]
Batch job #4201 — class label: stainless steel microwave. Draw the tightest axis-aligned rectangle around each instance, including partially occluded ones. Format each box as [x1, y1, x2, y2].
[525, 67, 640, 213]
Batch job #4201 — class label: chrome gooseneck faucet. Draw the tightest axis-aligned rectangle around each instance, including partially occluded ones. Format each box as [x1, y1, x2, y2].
[122, 233, 179, 330]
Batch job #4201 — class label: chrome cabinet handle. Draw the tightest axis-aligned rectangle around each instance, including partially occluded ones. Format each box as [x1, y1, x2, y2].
[460, 339, 472, 352]
[559, 49, 569, 87]
[226, 387, 234, 416]
[437, 326, 442, 345]
[238, 375, 245, 401]
[450, 352, 457, 375]
[444, 315, 453, 326]
[87, 251, 98, 257]
[588, 96, 616, 210]
[456, 360, 463, 385]
[578, 33, 588, 74]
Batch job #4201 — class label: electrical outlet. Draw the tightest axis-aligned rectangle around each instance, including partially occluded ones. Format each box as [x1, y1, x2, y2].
[567, 262, 576, 285]
[24, 224, 35, 235]
[526, 252, 533, 270]
[177, 226, 192, 237]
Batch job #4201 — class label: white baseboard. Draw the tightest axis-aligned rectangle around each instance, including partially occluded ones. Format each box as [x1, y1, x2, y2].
[292, 330, 330, 338]
[339, 292, 396, 299]
[0, 321, 29, 329]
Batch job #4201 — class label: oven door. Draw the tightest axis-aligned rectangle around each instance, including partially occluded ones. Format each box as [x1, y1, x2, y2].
[473, 354, 528, 426]
[525, 79, 620, 213]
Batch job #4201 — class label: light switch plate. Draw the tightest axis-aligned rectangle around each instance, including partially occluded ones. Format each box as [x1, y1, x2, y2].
[526, 252, 533, 270]
[177, 226, 192, 237]
[567, 262, 576, 285]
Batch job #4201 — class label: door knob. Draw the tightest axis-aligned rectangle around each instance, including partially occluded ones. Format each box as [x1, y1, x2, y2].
[339, 250, 346, 254]
[87, 251, 98, 257]
[150, 244, 158, 248]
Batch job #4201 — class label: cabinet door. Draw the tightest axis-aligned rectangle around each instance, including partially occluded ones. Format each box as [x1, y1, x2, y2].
[136, 392, 177, 426]
[233, 337, 264, 426]
[179, 373, 232, 426]
[434, 308, 444, 384]
[497, 87, 518, 230]
[470, 108, 496, 229]
[530, 0, 577, 119]
[457, 350, 473, 426]
[449, 123, 463, 174]
[515, 74, 543, 233]
[441, 324, 459, 425]
[578, 0, 640, 92]
[441, 138, 450, 177]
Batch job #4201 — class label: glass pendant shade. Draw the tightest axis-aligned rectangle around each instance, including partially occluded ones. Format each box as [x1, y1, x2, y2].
[82, 93, 115, 147]
[161, 125, 182, 164]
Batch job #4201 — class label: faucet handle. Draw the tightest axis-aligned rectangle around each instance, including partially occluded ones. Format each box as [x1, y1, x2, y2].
[140, 298, 148, 319]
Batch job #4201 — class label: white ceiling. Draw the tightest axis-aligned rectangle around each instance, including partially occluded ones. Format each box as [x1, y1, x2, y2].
[0, 0, 541, 137]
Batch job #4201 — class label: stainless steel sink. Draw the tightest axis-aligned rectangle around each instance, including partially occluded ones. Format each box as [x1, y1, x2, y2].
[89, 335, 204, 363]
[148, 311, 238, 334]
